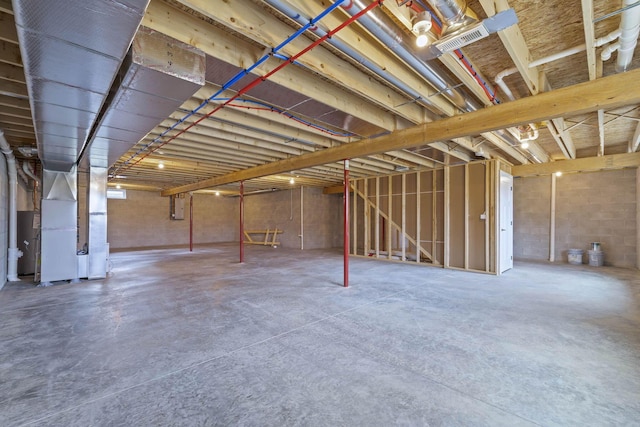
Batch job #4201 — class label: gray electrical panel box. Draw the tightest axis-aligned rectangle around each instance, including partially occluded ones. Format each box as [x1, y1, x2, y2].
[170, 195, 185, 220]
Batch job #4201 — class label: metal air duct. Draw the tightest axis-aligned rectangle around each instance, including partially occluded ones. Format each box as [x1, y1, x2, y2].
[80, 26, 205, 170]
[12, 0, 150, 172]
[419, 0, 518, 60]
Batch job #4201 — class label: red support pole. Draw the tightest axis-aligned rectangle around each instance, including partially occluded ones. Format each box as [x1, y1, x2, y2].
[240, 180, 245, 263]
[189, 193, 193, 252]
[344, 159, 350, 287]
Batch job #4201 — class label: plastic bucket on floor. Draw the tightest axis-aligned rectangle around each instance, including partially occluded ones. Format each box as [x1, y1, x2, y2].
[567, 249, 583, 265]
[588, 250, 604, 267]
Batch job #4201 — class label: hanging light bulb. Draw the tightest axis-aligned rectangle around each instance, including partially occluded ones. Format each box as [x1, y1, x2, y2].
[116, 184, 121, 189]
[289, 178, 295, 184]
[520, 141, 530, 149]
[158, 162, 164, 169]
[412, 11, 432, 48]
[215, 191, 220, 196]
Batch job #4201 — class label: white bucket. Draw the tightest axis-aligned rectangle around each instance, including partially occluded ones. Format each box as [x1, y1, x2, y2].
[567, 249, 583, 265]
[588, 250, 604, 267]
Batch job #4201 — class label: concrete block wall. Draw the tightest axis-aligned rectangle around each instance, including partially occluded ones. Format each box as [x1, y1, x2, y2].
[107, 186, 342, 250]
[108, 190, 238, 249]
[243, 186, 342, 250]
[514, 169, 637, 268]
[0, 157, 7, 288]
[555, 169, 636, 268]
[514, 175, 551, 260]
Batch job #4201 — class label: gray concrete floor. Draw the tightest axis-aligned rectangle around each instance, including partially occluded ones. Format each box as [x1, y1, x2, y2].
[1, 243, 639, 426]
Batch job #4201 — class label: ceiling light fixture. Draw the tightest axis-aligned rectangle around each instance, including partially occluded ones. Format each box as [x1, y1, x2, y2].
[412, 11, 432, 48]
[289, 178, 295, 184]
[520, 141, 530, 149]
[555, 171, 562, 177]
[215, 191, 220, 196]
[158, 162, 164, 169]
[116, 184, 121, 189]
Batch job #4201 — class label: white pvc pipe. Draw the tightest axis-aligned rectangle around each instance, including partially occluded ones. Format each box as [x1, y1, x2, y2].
[494, 67, 517, 101]
[0, 129, 22, 282]
[616, 0, 640, 72]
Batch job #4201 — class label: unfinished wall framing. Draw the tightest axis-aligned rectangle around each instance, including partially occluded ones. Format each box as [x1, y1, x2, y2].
[350, 159, 506, 274]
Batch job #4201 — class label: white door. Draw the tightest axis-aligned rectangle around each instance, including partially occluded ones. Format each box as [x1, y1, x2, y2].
[499, 171, 513, 273]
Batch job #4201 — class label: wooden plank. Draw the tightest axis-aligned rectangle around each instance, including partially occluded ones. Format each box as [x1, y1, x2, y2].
[0, 12, 17, 43]
[0, 79, 26, 97]
[0, 41, 21, 66]
[0, 95, 29, 110]
[159, 0, 418, 129]
[162, 68, 640, 196]
[478, 0, 540, 95]
[513, 151, 640, 176]
[464, 164, 469, 270]
[0, 0, 12, 15]
[484, 162, 490, 272]
[432, 170, 437, 264]
[0, 113, 32, 127]
[443, 166, 450, 268]
[353, 185, 433, 261]
[629, 122, 640, 153]
[283, 0, 456, 118]
[0, 104, 30, 119]
[581, 0, 598, 81]
[352, 181, 357, 256]
[364, 179, 369, 256]
[401, 173, 406, 262]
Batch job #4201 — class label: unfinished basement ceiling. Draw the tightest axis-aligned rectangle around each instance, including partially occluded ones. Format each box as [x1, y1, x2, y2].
[2, 0, 640, 194]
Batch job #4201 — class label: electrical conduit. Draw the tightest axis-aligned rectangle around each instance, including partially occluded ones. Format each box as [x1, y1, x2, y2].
[114, 0, 349, 176]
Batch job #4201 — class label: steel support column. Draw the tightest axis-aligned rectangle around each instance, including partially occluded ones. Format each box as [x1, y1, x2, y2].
[189, 193, 193, 252]
[344, 159, 350, 287]
[240, 181, 245, 263]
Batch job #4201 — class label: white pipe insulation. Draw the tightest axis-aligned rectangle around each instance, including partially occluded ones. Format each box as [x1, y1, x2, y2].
[0, 129, 22, 282]
[616, 0, 640, 72]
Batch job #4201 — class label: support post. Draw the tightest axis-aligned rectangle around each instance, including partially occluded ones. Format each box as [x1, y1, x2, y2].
[240, 180, 244, 263]
[189, 192, 193, 252]
[344, 160, 350, 288]
[549, 174, 556, 262]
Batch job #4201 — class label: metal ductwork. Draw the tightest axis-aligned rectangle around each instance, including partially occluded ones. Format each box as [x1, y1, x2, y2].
[419, 0, 518, 60]
[426, 0, 478, 36]
[12, 0, 150, 172]
[80, 26, 206, 171]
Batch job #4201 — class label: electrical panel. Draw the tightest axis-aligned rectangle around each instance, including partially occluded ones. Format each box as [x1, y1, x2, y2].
[170, 194, 185, 220]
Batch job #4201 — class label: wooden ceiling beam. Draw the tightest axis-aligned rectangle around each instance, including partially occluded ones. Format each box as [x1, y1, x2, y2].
[513, 151, 640, 177]
[0, 11, 17, 43]
[145, 1, 408, 133]
[628, 122, 640, 152]
[162, 67, 640, 196]
[581, 0, 598, 81]
[0, 41, 21, 67]
[0, 95, 29, 110]
[478, 0, 539, 95]
[177, 0, 424, 126]
[0, 62, 25, 83]
[277, 0, 457, 117]
[0, 0, 12, 15]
